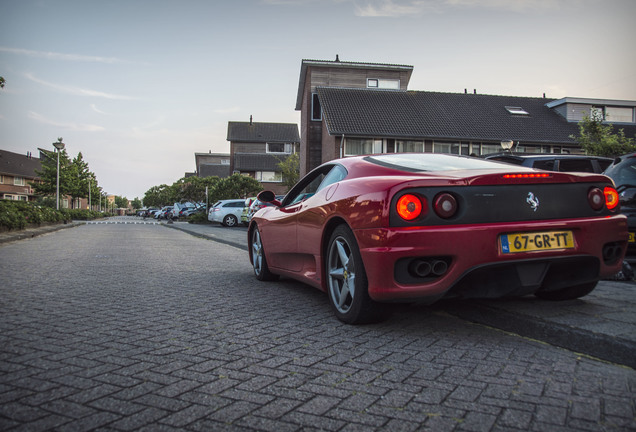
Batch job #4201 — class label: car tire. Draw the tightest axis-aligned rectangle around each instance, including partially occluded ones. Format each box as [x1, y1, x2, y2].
[251, 226, 278, 281]
[534, 281, 598, 301]
[326, 225, 386, 324]
[222, 214, 238, 227]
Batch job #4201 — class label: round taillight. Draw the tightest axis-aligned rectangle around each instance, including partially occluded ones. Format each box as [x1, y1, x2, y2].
[588, 187, 605, 210]
[396, 194, 423, 221]
[604, 186, 619, 210]
[434, 193, 457, 219]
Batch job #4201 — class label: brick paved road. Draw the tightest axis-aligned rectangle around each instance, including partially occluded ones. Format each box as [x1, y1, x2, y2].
[0, 224, 634, 431]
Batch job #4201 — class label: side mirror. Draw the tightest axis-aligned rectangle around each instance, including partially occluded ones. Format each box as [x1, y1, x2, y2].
[257, 190, 281, 207]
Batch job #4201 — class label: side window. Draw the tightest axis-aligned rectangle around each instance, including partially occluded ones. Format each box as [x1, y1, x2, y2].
[532, 160, 555, 171]
[283, 164, 344, 206]
[316, 165, 347, 194]
[558, 159, 593, 173]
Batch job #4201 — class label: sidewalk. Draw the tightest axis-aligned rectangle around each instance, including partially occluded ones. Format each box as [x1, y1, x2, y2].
[2, 219, 634, 369]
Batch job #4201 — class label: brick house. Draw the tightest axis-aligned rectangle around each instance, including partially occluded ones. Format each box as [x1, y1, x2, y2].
[0, 149, 43, 202]
[295, 57, 636, 177]
[227, 118, 300, 195]
[193, 152, 231, 178]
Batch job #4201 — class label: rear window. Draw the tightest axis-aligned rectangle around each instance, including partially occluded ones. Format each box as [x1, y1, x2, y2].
[365, 154, 508, 173]
[605, 158, 636, 186]
[558, 159, 594, 173]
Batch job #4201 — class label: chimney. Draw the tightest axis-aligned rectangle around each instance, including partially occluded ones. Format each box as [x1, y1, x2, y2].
[474, 89, 476, 94]
[250, 115, 253, 126]
[335, 54, 340, 62]
[464, 88, 467, 94]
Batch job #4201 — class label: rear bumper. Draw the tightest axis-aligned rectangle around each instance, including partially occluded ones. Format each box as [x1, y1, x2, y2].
[356, 215, 628, 302]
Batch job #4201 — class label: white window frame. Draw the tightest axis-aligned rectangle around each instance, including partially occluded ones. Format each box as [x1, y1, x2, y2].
[367, 78, 400, 89]
[14, 176, 24, 186]
[255, 171, 282, 182]
[266, 142, 292, 154]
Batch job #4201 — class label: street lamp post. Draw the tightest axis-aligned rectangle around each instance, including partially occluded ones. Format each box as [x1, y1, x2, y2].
[52, 138, 65, 210]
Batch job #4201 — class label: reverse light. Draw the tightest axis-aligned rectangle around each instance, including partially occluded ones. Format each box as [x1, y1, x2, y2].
[433, 193, 458, 219]
[604, 186, 619, 210]
[396, 194, 423, 221]
[588, 187, 605, 210]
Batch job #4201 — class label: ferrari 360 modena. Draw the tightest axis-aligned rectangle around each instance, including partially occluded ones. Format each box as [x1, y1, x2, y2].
[248, 153, 627, 324]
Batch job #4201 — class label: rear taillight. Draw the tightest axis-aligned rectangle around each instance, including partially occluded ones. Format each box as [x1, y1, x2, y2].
[604, 186, 619, 210]
[433, 193, 458, 219]
[396, 194, 424, 221]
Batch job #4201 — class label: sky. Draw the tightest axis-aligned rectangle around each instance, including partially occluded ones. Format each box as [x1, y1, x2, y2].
[1, 0, 635, 200]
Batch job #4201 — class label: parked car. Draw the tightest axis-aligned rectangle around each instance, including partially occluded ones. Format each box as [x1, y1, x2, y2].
[246, 196, 285, 224]
[208, 199, 246, 227]
[241, 197, 257, 226]
[154, 206, 174, 219]
[248, 153, 627, 324]
[603, 153, 636, 262]
[484, 152, 613, 173]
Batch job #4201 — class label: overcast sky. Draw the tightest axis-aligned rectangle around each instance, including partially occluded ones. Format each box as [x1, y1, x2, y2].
[1, 0, 635, 200]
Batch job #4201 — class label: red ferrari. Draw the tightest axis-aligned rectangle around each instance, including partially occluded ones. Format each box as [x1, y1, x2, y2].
[248, 153, 627, 324]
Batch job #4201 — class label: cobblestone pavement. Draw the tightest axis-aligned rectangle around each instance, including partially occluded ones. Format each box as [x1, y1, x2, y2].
[0, 223, 634, 431]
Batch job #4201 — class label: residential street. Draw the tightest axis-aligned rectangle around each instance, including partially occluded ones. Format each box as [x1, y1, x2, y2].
[0, 221, 634, 431]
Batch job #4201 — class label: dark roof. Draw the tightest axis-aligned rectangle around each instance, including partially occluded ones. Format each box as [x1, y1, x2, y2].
[234, 153, 290, 171]
[199, 164, 231, 178]
[0, 149, 42, 178]
[295, 58, 414, 110]
[317, 88, 586, 144]
[227, 122, 300, 143]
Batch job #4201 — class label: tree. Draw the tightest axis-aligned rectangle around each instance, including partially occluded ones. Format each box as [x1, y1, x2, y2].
[131, 198, 142, 210]
[172, 176, 219, 205]
[277, 153, 300, 192]
[0, 76, 5, 89]
[114, 196, 128, 208]
[572, 113, 636, 157]
[143, 184, 176, 208]
[31, 147, 72, 198]
[209, 174, 263, 203]
[67, 152, 91, 208]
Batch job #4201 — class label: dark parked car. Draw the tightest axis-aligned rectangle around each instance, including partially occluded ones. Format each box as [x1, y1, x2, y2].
[604, 153, 636, 262]
[248, 153, 627, 324]
[484, 153, 613, 173]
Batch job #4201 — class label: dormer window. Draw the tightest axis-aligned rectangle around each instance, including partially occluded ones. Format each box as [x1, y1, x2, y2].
[367, 78, 400, 90]
[505, 106, 529, 116]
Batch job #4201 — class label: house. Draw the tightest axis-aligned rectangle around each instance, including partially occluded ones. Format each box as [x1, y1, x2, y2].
[194, 152, 231, 178]
[0, 149, 42, 201]
[295, 57, 636, 176]
[227, 118, 300, 195]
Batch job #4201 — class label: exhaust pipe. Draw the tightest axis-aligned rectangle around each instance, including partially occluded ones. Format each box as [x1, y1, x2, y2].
[431, 260, 448, 276]
[409, 259, 432, 278]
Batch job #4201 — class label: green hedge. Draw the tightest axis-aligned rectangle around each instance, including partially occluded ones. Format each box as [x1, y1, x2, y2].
[0, 200, 107, 231]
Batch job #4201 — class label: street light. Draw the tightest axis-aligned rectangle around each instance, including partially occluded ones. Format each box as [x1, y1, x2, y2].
[52, 138, 65, 210]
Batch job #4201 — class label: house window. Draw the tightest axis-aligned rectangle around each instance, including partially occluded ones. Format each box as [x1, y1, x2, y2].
[255, 171, 282, 182]
[221, 159, 230, 165]
[345, 138, 382, 156]
[311, 93, 322, 121]
[14, 177, 24, 186]
[267, 143, 292, 154]
[0, 175, 4, 184]
[505, 106, 529, 115]
[606, 107, 634, 123]
[367, 78, 400, 89]
[396, 140, 424, 153]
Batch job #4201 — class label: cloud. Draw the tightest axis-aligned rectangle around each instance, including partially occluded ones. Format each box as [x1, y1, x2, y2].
[28, 111, 105, 132]
[90, 104, 110, 115]
[352, 0, 561, 16]
[25, 73, 136, 100]
[0, 46, 127, 64]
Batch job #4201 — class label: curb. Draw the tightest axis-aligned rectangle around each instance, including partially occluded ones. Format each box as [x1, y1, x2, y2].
[0, 221, 83, 245]
[446, 301, 636, 369]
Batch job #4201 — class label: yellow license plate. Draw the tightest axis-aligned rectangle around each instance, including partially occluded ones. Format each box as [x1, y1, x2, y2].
[629, 232, 635, 243]
[501, 231, 574, 254]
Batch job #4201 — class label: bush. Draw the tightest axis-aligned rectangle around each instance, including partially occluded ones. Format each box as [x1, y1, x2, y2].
[0, 200, 106, 231]
[188, 211, 209, 224]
